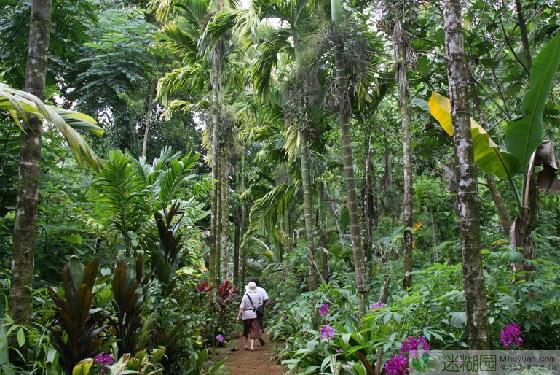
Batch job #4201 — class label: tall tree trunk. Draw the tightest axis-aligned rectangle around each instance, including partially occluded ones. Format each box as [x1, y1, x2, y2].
[393, 19, 414, 290]
[299, 127, 318, 290]
[233, 156, 241, 288]
[10, 0, 52, 325]
[441, 0, 489, 349]
[141, 80, 157, 159]
[239, 152, 247, 288]
[220, 138, 230, 280]
[209, 0, 226, 283]
[514, 0, 531, 72]
[332, 18, 368, 318]
[293, 30, 319, 291]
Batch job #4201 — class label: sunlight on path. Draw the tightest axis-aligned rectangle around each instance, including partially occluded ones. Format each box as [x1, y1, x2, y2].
[225, 336, 286, 375]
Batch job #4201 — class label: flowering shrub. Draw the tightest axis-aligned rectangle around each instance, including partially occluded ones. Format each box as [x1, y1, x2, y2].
[319, 325, 335, 340]
[384, 354, 409, 375]
[319, 303, 329, 317]
[500, 323, 523, 349]
[400, 335, 430, 357]
[94, 353, 114, 366]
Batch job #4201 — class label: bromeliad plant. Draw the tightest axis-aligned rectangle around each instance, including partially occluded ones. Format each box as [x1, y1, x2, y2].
[426, 32, 560, 267]
[48, 257, 104, 375]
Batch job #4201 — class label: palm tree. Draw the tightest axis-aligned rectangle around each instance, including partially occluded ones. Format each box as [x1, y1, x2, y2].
[440, 0, 489, 349]
[154, 0, 236, 283]
[329, 0, 368, 317]
[251, 0, 326, 289]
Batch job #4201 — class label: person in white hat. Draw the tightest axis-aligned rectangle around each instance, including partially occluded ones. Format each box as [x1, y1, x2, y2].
[236, 281, 263, 350]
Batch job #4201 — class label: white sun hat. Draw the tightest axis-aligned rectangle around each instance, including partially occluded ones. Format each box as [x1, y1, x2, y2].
[245, 281, 257, 292]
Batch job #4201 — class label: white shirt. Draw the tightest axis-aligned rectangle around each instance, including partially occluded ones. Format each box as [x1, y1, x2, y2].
[240, 291, 262, 320]
[256, 286, 269, 302]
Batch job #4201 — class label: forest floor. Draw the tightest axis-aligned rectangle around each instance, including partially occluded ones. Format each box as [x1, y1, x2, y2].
[223, 335, 286, 375]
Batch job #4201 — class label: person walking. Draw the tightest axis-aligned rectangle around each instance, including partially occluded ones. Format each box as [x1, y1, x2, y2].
[236, 281, 263, 351]
[252, 278, 268, 345]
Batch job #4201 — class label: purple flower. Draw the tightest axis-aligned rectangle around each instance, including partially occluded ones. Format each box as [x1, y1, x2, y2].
[384, 354, 409, 375]
[94, 353, 114, 366]
[319, 325, 335, 340]
[335, 348, 343, 353]
[216, 334, 225, 343]
[400, 336, 430, 357]
[370, 301, 386, 310]
[319, 303, 329, 317]
[500, 323, 523, 349]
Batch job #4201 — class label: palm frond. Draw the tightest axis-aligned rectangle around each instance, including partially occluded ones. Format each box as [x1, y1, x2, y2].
[252, 27, 291, 95]
[0, 82, 103, 170]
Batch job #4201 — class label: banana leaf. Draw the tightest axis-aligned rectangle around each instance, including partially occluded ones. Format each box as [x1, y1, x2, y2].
[504, 32, 560, 173]
[428, 92, 519, 179]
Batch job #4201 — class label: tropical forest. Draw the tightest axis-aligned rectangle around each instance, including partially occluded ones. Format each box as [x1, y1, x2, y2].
[0, 0, 559, 374]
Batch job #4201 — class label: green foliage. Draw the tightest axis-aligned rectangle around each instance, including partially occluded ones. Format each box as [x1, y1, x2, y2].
[505, 32, 560, 174]
[92, 149, 149, 254]
[48, 257, 104, 375]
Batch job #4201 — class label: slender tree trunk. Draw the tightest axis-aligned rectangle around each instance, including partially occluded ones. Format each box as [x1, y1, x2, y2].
[293, 30, 319, 291]
[220, 140, 230, 280]
[514, 0, 531, 72]
[10, 0, 52, 325]
[239, 152, 247, 288]
[363, 133, 375, 268]
[141, 80, 157, 159]
[486, 175, 511, 234]
[299, 127, 318, 290]
[332, 20, 368, 318]
[441, 0, 489, 349]
[470, 80, 511, 235]
[381, 143, 392, 214]
[394, 19, 414, 290]
[209, 0, 226, 283]
[233, 158, 241, 288]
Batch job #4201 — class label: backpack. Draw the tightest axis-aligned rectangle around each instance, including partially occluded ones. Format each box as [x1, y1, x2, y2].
[246, 293, 264, 318]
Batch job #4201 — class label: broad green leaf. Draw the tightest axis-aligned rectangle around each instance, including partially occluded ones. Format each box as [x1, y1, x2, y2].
[428, 92, 519, 178]
[72, 359, 93, 375]
[505, 32, 560, 173]
[16, 328, 25, 347]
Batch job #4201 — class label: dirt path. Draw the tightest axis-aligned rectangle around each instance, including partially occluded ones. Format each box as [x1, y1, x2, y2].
[224, 336, 286, 375]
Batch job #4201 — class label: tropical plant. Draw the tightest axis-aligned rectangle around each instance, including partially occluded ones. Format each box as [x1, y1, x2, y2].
[427, 31, 560, 266]
[48, 257, 104, 374]
[112, 256, 144, 355]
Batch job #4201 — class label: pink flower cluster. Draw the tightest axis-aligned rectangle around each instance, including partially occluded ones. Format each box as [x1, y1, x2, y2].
[384, 335, 430, 375]
[94, 353, 114, 366]
[384, 354, 409, 375]
[319, 324, 335, 340]
[319, 303, 329, 317]
[500, 323, 523, 349]
[400, 335, 430, 357]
